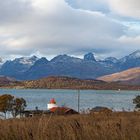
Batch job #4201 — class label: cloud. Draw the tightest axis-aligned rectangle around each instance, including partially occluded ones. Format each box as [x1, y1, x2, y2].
[65, 0, 109, 13]
[0, 0, 140, 60]
[119, 36, 140, 46]
[0, 0, 126, 58]
[66, 0, 140, 19]
[0, 0, 32, 24]
[107, 0, 140, 19]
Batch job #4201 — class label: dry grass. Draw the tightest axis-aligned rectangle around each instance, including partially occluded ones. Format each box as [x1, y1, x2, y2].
[98, 67, 140, 85]
[0, 112, 140, 140]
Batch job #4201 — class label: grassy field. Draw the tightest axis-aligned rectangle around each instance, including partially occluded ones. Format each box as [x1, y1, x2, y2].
[0, 112, 140, 140]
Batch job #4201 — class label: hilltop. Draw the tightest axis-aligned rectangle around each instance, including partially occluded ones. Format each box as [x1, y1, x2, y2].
[98, 67, 140, 85]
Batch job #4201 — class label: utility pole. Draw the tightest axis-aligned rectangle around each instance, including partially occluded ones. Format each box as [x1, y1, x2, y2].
[78, 90, 80, 113]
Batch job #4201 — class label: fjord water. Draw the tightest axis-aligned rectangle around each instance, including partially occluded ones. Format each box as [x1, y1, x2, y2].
[0, 89, 140, 111]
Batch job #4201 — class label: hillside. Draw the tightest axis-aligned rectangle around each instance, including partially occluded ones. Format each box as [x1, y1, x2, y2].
[20, 76, 140, 90]
[0, 76, 140, 90]
[0, 76, 20, 87]
[97, 67, 140, 85]
[23, 76, 106, 89]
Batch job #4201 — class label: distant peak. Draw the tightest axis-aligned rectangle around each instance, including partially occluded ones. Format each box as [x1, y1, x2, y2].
[13, 56, 39, 65]
[51, 54, 71, 62]
[32, 57, 48, 67]
[84, 52, 96, 61]
[105, 57, 118, 63]
[35, 57, 48, 63]
[133, 50, 140, 53]
[131, 50, 140, 56]
[126, 50, 140, 59]
[0, 58, 3, 63]
[30, 55, 38, 59]
[51, 54, 82, 63]
[58, 54, 69, 58]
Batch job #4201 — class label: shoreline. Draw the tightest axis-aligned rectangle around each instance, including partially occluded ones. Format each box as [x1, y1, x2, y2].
[1, 76, 140, 91]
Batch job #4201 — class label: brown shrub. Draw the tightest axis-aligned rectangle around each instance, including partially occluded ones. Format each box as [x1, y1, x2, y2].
[0, 112, 140, 140]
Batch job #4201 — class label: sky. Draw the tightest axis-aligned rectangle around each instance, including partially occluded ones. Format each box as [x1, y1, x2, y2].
[0, 0, 140, 60]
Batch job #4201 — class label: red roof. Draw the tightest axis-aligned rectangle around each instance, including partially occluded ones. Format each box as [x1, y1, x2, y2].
[50, 98, 56, 104]
[50, 107, 71, 113]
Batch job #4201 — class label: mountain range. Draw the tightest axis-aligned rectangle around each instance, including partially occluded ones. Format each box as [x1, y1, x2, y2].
[0, 50, 140, 80]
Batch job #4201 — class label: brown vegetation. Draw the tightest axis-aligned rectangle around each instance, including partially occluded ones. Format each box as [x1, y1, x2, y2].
[98, 67, 140, 85]
[23, 76, 105, 89]
[0, 76, 20, 87]
[1, 76, 140, 90]
[22, 76, 140, 90]
[0, 112, 140, 140]
[90, 106, 112, 115]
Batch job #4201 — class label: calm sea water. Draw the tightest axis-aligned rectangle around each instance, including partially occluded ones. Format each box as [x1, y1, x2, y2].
[0, 89, 140, 111]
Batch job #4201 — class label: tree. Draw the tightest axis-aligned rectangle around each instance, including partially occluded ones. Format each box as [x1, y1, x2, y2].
[133, 95, 140, 110]
[0, 94, 14, 118]
[12, 98, 26, 118]
[0, 94, 27, 118]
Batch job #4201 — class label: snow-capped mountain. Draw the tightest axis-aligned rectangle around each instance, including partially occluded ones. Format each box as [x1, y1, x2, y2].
[0, 56, 39, 79]
[104, 57, 118, 63]
[51, 54, 83, 63]
[120, 50, 140, 63]
[14, 55, 38, 65]
[127, 50, 140, 59]
[84, 52, 96, 61]
[0, 58, 3, 68]
[0, 51, 140, 80]
[21, 57, 49, 80]
[22, 53, 115, 80]
[118, 50, 140, 70]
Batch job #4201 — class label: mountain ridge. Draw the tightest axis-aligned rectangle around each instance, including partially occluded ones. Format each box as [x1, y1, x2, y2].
[0, 50, 140, 80]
